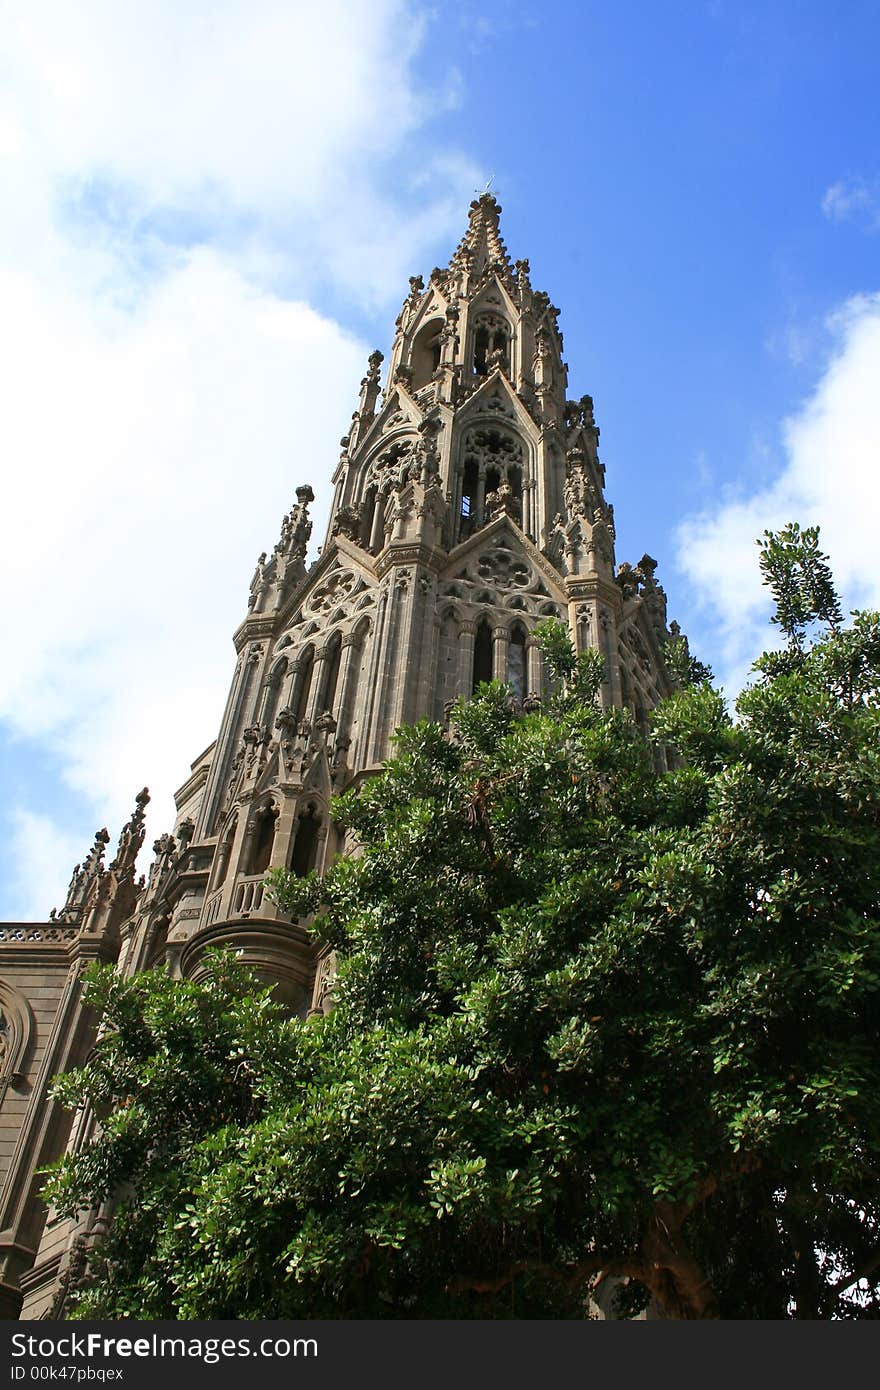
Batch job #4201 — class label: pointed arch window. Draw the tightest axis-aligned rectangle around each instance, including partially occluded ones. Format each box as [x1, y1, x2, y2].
[291, 804, 322, 878]
[411, 318, 444, 391]
[473, 315, 509, 377]
[459, 428, 525, 542]
[249, 804, 278, 876]
[0, 982, 34, 1100]
[472, 619, 494, 693]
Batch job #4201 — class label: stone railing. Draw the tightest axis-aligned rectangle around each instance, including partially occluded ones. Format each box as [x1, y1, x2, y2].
[203, 888, 224, 927]
[231, 875, 265, 917]
[0, 925, 78, 945]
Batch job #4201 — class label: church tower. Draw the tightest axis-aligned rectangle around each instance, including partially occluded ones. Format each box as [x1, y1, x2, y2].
[2, 194, 682, 1316]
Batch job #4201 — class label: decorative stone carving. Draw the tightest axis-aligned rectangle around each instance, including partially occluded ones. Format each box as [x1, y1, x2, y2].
[476, 546, 530, 590]
[307, 570, 357, 615]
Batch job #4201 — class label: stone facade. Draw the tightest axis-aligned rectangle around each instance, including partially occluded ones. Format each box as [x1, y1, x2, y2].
[0, 195, 685, 1317]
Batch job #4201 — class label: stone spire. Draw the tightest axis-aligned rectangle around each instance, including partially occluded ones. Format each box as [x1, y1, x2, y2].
[448, 192, 514, 288]
[247, 485, 314, 615]
[108, 788, 150, 879]
[51, 827, 110, 924]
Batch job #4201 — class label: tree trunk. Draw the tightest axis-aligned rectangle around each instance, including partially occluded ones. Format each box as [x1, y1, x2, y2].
[643, 1206, 720, 1319]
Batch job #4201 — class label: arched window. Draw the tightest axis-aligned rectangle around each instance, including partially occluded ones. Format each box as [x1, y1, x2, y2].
[410, 319, 443, 391]
[0, 982, 34, 1092]
[473, 316, 509, 376]
[291, 804, 322, 878]
[474, 324, 490, 375]
[460, 456, 478, 536]
[458, 428, 525, 542]
[508, 625, 527, 701]
[249, 805, 277, 876]
[472, 619, 494, 693]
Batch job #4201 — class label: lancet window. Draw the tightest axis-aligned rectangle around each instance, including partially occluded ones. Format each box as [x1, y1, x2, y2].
[410, 318, 443, 391]
[472, 619, 494, 693]
[291, 803, 322, 878]
[249, 803, 278, 876]
[457, 427, 525, 542]
[473, 313, 509, 377]
[359, 441, 413, 554]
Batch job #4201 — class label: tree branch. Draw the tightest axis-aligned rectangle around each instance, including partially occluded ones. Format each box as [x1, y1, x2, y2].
[832, 1245, 880, 1300]
[447, 1252, 645, 1298]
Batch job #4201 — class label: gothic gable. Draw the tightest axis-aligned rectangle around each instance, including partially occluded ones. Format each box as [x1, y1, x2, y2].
[468, 273, 519, 327]
[456, 370, 540, 440]
[442, 517, 567, 616]
[276, 543, 377, 639]
[405, 282, 451, 342]
[355, 385, 423, 460]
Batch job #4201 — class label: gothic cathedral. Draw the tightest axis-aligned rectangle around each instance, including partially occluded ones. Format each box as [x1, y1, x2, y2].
[0, 194, 682, 1317]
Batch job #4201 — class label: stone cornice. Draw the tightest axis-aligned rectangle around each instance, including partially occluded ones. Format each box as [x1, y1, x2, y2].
[375, 541, 446, 579]
[232, 614, 275, 653]
[564, 575, 624, 614]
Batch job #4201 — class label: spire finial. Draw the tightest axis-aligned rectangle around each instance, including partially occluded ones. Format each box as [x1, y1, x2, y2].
[109, 788, 150, 876]
[450, 185, 510, 285]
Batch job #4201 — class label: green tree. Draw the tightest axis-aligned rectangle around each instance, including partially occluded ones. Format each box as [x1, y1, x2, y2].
[48, 527, 880, 1319]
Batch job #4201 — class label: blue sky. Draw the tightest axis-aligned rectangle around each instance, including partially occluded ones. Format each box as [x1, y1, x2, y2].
[1, 0, 879, 918]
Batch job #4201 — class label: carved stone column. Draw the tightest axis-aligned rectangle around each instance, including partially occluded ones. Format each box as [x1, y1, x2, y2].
[304, 645, 332, 723]
[457, 620, 477, 698]
[523, 478, 537, 541]
[450, 466, 464, 547]
[209, 835, 233, 897]
[492, 626, 509, 682]
[599, 606, 621, 710]
[526, 634, 542, 695]
[287, 653, 311, 722]
[369, 490, 387, 553]
[257, 667, 283, 732]
[334, 633, 363, 742]
[315, 823, 331, 875]
[475, 467, 487, 529]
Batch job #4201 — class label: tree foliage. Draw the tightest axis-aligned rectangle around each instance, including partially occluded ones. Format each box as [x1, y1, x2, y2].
[47, 526, 880, 1319]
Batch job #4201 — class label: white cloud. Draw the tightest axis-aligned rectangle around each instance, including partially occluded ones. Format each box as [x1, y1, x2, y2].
[0, 246, 366, 848]
[676, 294, 880, 693]
[6, 0, 421, 201]
[0, 1, 483, 916]
[821, 177, 880, 232]
[4, 810, 87, 923]
[0, 0, 480, 309]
